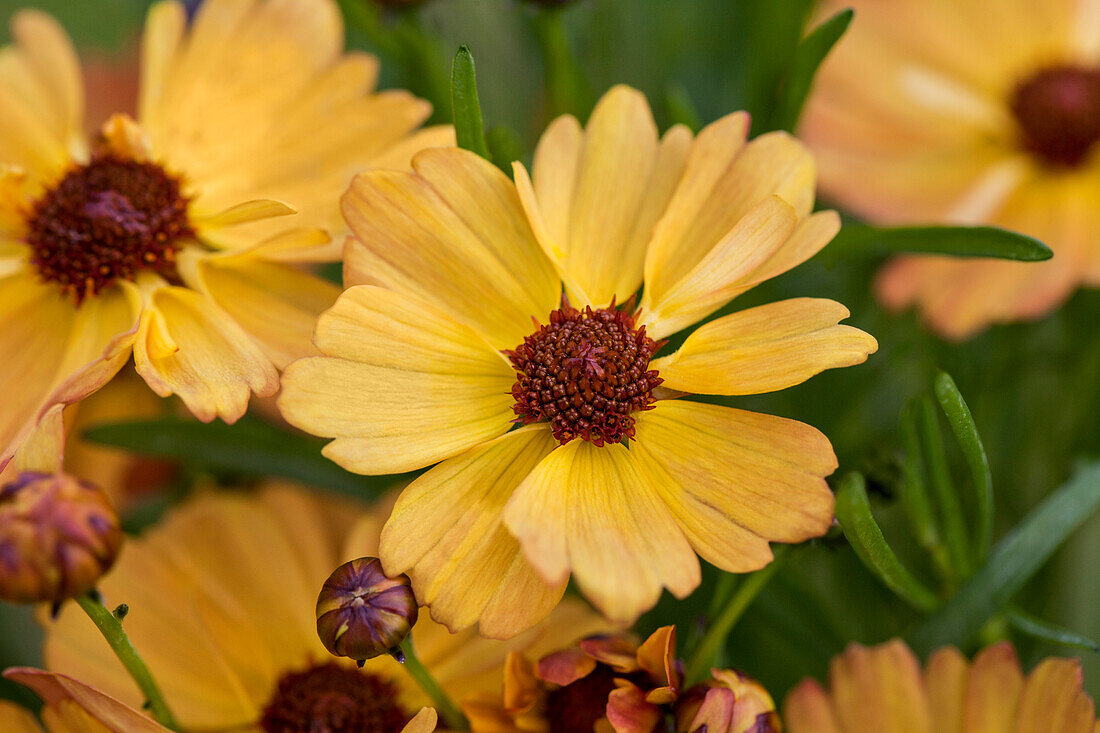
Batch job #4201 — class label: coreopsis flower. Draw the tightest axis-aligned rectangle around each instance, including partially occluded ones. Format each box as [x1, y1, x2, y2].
[43, 485, 608, 732]
[279, 84, 878, 635]
[783, 639, 1099, 732]
[0, 0, 451, 473]
[0, 668, 171, 733]
[0, 471, 123, 604]
[802, 0, 1100, 338]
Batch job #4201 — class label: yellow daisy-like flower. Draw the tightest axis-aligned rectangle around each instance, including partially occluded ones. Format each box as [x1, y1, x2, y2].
[0, 0, 451, 472]
[783, 639, 1099, 732]
[802, 0, 1100, 339]
[279, 85, 879, 636]
[42, 485, 607, 732]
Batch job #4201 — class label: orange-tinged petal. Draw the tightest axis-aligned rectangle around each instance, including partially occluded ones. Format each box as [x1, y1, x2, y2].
[340, 148, 559, 350]
[4, 668, 169, 732]
[631, 400, 835, 571]
[0, 702, 42, 733]
[579, 635, 642, 673]
[925, 647, 968, 733]
[190, 198, 297, 230]
[638, 196, 798, 339]
[637, 626, 678, 692]
[1015, 658, 1096, 733]
[783, 679, 843, 733]
[133, 285, 278, 423]
[650, 298, 877, 396]
[538, 648, 598, 686]
[379, 426, 565, 638]
[962, 642, 1023, 733]
[279, 286, 516, 475]
[829, 640, 934, 733]
[503, 440, 700, 625]
[402, 707, 438, 733]
[606, 681, 662, 733]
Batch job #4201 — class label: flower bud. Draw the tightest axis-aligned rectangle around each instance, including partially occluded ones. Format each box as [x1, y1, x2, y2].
[316, 557, 418, 663]
[675, 669, 779, 733]
[0, 472, 123, 604]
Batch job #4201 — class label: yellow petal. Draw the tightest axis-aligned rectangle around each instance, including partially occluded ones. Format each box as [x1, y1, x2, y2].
[340, 147, 560, 350]
[531, 113, 584, 252]
[9, 9, 84, 156]
[638, 195, 798, 339]
[730, 209, 841, 297]
[279, 286, 516, 474]
[380, 426, 565, 638]
[1015, 658, 1096, 733]
[961, 642, 1023, 733]
[829, 641, 934, 733]
[783, 679, 843, 733]
[133, 285, 278, 422]
[651, 298, 877, 396]
[0, 702, 42, 733]
[194, 255, 339, 368]
[138, 0, 186, 125]
[98, 113, 153, 161]
[925, 647, 968, 733]
[402, 708, 438, 733]
[4, 669, 169, 733]
[191, 198, 297, 231]
[503, 439, 700, 625]
[631, 400, 835, 570]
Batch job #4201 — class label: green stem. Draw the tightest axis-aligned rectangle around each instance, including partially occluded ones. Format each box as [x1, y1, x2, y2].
[532, 7, 592, 119]
[916, 394, 972, 578]
[76, 592, 179, 730]
[398, 637, 467, 730]
[685, 547, 788, 683]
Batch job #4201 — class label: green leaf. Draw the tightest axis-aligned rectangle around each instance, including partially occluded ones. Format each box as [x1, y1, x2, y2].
[915, 394, 971, 578]
[531, 7, 593, 120]
[83, 417, 403, 499]
[772, 7, 854, 131]
[834, 473, 939, 613]
[908, 461, 1100, 654]
[934, 371, 994, 563]
[1006, 607, 1100, 653]
[821, 225, 1053, 264]
[450, 45, 491, 161]
[898, 400, 954, 585]
[486, 124, 525, 177]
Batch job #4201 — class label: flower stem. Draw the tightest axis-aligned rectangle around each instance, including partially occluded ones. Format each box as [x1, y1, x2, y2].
[398, 637, 468, 730]
[685, 547, 789, 684]
[75, 592, 179, 730]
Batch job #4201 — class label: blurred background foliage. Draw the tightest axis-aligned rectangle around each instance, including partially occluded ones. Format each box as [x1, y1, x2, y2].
[1, 0, 1098, 707]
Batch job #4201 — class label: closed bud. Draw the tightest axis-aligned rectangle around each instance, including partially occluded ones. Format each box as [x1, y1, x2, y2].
[0, 472, 123, 604]
[316, 557, 418, 663]
[675, 669, 780, 733]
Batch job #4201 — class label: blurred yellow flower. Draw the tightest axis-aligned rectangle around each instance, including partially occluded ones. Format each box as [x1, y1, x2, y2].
[279, 84, 878, 636]
[42, 485, 606, 732]
[0, 0, 452, 473]
[803, 0, 1100, 338]
[0, 668, 170, 733]
[783, 639, 1098, 732]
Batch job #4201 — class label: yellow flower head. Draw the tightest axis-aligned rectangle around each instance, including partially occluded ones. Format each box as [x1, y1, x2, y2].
[802, 0, 1100, 338]
[783, 638, 1099, 732]
[41, 484, 607, 732]
[0, 0, 451, 473]
[278, 85, 879, 636]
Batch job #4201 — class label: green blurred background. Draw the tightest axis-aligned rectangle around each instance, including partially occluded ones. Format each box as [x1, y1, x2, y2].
[1, 0, 1097, 709]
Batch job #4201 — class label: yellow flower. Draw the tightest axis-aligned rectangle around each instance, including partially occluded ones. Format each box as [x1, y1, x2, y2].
[42, 484, 608, 732]
[279, 84, 878, 636]
[802, 0, 1100, 339]
[0, 0, 452, 472]
[0, 668, 171, 733]
[784, 639, 1098, 732]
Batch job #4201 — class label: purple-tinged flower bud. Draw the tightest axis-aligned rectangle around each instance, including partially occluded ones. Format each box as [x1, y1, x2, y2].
[0, 472, 123, 604]
[316, 557, 418, 664]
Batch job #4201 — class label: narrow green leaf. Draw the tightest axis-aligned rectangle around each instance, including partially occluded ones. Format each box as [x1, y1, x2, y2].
[1006, 607, 1100, 653]
[450, 45, 491, 161]
[908, 461, 1100, 653]
[934, 371, 994, 562]
[83, 417, 403, 499]
[531, 7, 593, 119]
[835, 473, 939, 612]
[486, 124, 525, 177]
[821, 225, 1053, 264]
[916, 394, 971, 578]
[898, 400, 954, 585]
[772, 8, 854, 131]
[664, 82, 703, 133]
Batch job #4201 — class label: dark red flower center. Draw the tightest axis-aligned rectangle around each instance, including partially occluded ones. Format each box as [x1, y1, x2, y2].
[1010, 65, 1100, 167]
[25, 153, 193, 304]
[260, 663, 410, 733]
[506, 302, 663, 446]
[545, 664, 624, 733]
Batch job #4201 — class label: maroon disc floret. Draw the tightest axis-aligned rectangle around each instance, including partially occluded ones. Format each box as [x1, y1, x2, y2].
[506, 300, 663, 446]
[260, 663, 410, 733]
[25, 153, 193, 304]
[1010, 65, 1100, 168]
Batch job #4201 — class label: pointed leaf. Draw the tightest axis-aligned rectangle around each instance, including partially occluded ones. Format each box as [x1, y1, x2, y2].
[822, 224, 1052, 264]
[772, 7, 854, 131]
[450, 45, 491, 161]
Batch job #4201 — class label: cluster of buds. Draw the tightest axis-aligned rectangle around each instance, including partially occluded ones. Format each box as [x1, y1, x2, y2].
[463, 626, 778, 733]
[316, 557, 418, 665]
[0, 472, 123, 604]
